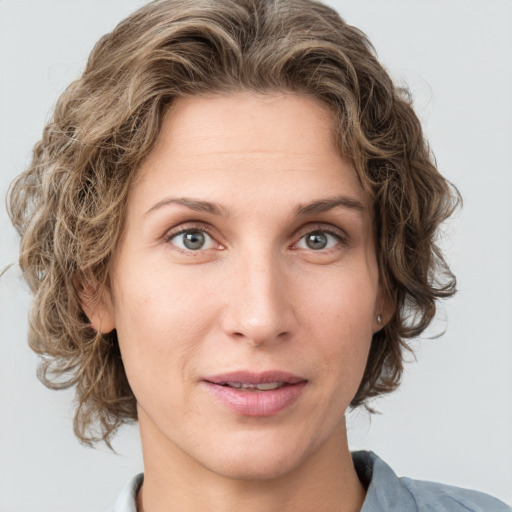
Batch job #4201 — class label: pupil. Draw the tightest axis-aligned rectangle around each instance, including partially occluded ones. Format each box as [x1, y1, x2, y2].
[183, 231, 205, 250]
[306, 233, 327, 250]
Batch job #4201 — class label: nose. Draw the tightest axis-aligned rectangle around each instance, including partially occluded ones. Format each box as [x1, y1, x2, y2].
[219, 250, 296, 346]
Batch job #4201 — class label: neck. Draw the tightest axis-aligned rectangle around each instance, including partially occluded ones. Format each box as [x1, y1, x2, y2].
[137, 414, 365, 512]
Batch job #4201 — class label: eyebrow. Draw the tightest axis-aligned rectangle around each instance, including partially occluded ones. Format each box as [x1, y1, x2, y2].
[144, 194, 365, 218]
[145, 197, 227, 216]
[295, 196, 365, 216]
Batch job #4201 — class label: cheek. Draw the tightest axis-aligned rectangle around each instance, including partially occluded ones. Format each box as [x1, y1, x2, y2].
[112, 267, 219, 394]
[115, 259, 215, 336]
[302, 265, 377, 383]
[303, 261, 378, 332]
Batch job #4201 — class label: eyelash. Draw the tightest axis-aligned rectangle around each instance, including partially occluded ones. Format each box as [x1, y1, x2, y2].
[166, 223, 219, 253]
[292, 225, 347, 252]
[165, 223, 348, 253]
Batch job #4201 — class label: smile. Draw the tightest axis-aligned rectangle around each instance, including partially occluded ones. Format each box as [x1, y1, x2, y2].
[220, 381, 286, 391]
[202, 371, 308, 416]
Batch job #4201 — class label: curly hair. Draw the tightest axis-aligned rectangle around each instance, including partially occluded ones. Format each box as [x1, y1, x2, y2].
[7, 0, 459, 445]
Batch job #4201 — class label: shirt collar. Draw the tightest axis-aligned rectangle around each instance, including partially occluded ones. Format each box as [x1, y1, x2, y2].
[110, 473, 143, 512]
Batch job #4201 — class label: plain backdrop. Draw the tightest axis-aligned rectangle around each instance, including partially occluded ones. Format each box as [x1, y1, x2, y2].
[1, 1, 511, 511]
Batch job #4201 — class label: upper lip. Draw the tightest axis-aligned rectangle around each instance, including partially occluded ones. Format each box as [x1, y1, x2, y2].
[203, 371, 307, 385]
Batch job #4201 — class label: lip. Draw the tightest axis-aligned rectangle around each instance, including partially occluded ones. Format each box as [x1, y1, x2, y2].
[203, 370, 306, 385]
[202, 371, 308, 417]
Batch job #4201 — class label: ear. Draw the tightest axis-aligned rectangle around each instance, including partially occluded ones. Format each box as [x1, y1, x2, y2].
[79, 282, 116, 334]
[373, 285, 396, 333]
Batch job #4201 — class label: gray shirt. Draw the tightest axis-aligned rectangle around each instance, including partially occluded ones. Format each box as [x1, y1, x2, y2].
[111, 451, 510, 511]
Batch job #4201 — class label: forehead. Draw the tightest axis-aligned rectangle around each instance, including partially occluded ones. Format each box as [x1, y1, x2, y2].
[131, 92, 369, 214]
[153, 92, 337, 156]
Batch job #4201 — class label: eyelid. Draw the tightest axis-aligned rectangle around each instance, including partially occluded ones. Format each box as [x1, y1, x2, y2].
[163, 221, 348, 253]
[165, 221, 212, 238]
[165, 222, 223, 252]
[292, 223, 349, 250]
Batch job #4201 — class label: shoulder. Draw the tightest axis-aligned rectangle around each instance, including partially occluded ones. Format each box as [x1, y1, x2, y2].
[110, 473, 143, 512]
[353, 451, 510, 512]
[400, 476, 510, 512]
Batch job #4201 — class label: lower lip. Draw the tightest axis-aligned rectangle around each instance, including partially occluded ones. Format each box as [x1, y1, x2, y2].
[203, 382, 307, 417]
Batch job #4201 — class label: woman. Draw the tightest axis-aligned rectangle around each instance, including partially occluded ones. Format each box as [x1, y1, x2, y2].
[5, 0, 510, 511]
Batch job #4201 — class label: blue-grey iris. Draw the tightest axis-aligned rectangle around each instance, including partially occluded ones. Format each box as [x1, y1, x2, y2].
[183, 231, 205, 250]
[306, 232, 328, 250]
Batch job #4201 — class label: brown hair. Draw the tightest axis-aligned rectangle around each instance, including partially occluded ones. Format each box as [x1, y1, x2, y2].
[7, 0, 459, 445]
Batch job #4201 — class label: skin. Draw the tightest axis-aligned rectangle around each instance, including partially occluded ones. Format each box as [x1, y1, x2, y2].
[87, 93, 388, 512]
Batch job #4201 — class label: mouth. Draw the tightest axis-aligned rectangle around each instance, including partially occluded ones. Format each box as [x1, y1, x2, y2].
[215, 381, 289, 391]
[202, 371, 308, 416]
[204, 370, 306, 389]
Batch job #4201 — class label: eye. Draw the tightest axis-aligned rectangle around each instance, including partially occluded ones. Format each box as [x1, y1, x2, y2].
[168, 228, 217, 251]
[296, 230, 342, 251]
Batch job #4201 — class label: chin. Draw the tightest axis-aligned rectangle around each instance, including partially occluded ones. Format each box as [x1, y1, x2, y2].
[198, 432, 322, 482]
[210, 452, 305, 482]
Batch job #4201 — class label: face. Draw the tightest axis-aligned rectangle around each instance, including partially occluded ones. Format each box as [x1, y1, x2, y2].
[92, 93, 384, 480]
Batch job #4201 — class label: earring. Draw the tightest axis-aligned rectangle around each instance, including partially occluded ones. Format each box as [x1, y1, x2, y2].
[377, 314, 382, 324]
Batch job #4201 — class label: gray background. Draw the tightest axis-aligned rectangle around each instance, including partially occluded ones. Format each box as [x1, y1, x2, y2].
[1, 1, 511, 510]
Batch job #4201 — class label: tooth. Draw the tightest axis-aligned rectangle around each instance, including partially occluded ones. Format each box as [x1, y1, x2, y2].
[255, 382, 282, 390]
[224, 381, 284, 390]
